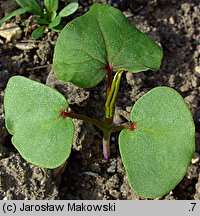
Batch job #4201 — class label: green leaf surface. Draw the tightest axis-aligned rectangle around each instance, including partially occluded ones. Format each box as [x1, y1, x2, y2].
[50, 11, 57, 21]
[16, 0, 43, 16]
[51, 24, 63, 32]
[16, 0, 31, 8]
[44, 0, 59, 13]
[0, 7, 30, 25]
[4, 76, 74, 168]
[31, 26, 45, 40]
[59, 2, 79, 17]
[44, 0, 58, 21]
[53, 3, 163, 88]
[119, 87, 195, 198]
[49, 15, 61, 29]
[35, 17, 50, 25]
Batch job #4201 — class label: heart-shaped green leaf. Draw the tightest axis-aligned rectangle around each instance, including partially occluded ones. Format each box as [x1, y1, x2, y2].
[53, 3, 163, 88]
[4, 76, 74, 169]
[119, 87, 195, 198]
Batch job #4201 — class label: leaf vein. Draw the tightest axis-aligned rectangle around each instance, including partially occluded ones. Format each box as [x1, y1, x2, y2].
[73, 48, 106, 65]
[96, 16, 109, 64]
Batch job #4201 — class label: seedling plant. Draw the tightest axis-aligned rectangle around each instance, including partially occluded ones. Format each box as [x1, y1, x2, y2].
[4, 4, 195, 198]
[0, 0, 79, 39]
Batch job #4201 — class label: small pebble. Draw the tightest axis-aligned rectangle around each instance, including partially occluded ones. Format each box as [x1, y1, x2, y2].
[169, 17, 175, 25]
[180, 82, 189, 92]
[14, 42, 37, 50]
[109, 189, 120, 198]
[181, 3, 191, 14]
[191, 152, 200, 164]
[126, 106, 132, 112]
[107, 160, 117, 173]
[0, 23, 22, 42]
[113, 113, 124, 124]
[195, 66, 200, 74]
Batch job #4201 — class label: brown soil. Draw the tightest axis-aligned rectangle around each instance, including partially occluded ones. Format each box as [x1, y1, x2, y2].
[0, 0, 200, 200]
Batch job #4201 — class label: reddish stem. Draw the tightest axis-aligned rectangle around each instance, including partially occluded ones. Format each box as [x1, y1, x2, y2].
[103, 131, 111, 160]
[106, 64, 114, 97]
